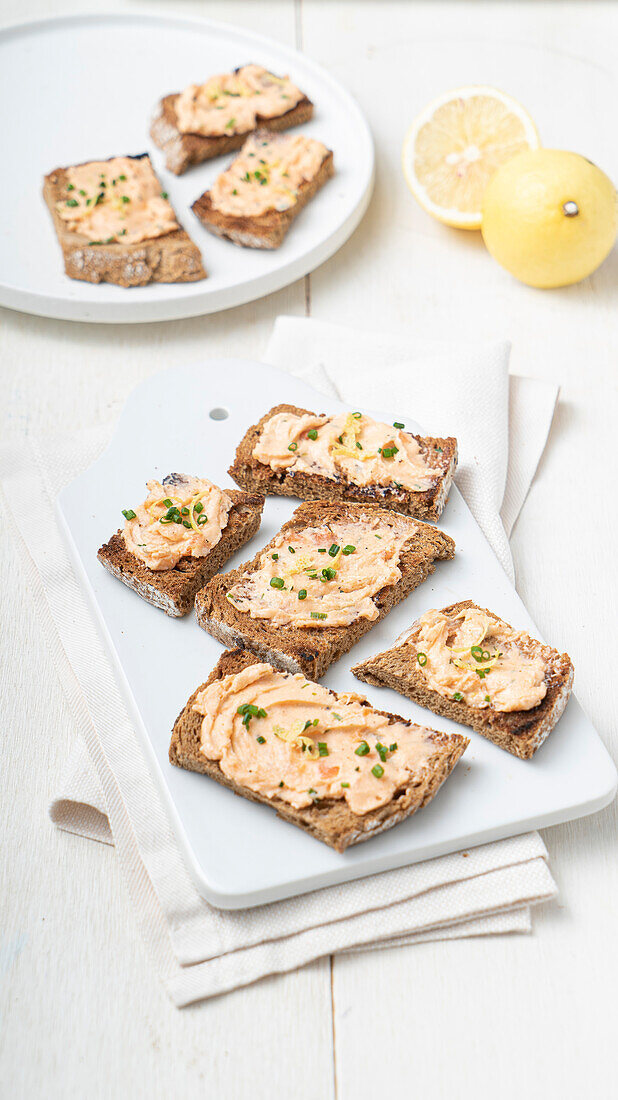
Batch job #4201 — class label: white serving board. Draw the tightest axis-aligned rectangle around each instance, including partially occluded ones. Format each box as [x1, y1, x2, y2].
[0, 13, 373, 324]
[57, 360, 616, 908]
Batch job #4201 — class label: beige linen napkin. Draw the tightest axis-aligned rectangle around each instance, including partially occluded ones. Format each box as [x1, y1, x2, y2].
[0, 319, 559, 1006]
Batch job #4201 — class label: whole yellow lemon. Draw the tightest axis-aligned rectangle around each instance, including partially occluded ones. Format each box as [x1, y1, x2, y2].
[481, 149, 617, 287]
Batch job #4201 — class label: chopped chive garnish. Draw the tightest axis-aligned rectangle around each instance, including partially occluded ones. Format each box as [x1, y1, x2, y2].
[194, 501, 203, 513]
[318, 548, 327, 553]
[181, 507, 189, 515]
[485, 695, 491, 703]
[66, 183, 75, 191]
[121, 195, 130, 204]
[197, 514, 208, 525]
[417, 652, 428, 667]
[321, 567, 337, 581]
[162, 498, 173, 508]
[272, 553, 278, 560]
[288, 442, 298, 451]
[119, 174, 127, 181]
[333, 713, 342, 721]
[382, 446, 399, 459]
[122, 508, 136, 520]
[355, 741, 370, 756]
[160, 191, 169, 199]
[298, 589, 307, 600]
[328, 544, 340, 557]
[317, 743, 329, 757]
[65, 198, 78, 207]
[182, 520, 191, 529]
[389, 743, 398, 752]
[256, 735, 266, 744]
[376, 743, 387, 762]
[288, 546, 295, 554]
[393, 421, 405, 429]
[342, 545, 356, 555]
[356, 442, 363, 450]
[308, 788, 319, 800]
[371, 764, 384, 779]
[279, 781, 284, 788]
[311, 611, 327, 620]
[352, 411, 362, 419]
[341, 782, 350, 788]
[453, 692, 463, 701]
[232, 188, 238, 195]
[307, 429, 318, 440]
[270, 577, 284, 589]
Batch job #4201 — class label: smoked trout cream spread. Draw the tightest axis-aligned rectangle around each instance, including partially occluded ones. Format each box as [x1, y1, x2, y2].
[175, 65, 304, 137]
[253, 411, 443, 492]
[409, 607, 548, 712]
[209, 132, 329, 218]
[55, 156, 178, 245]
[226, 512, 417, 628]
[122, 473, 232, 571]
[193, 663, 446, 815]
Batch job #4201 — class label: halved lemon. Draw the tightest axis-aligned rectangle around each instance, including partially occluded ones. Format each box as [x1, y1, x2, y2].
[402, 86, 540, 229]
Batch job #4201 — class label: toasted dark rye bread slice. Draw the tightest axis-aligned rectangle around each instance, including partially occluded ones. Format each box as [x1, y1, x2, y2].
[352, 600, 574, 760]
[150, 90, 314, 175]
[98, 489, 264, 617]
[192, 147, 334, 249]
[43, 154, 206, 287]
[194, 500, 455, 678]
[169, 647, 469, 851]
[229, 403, 457, 519]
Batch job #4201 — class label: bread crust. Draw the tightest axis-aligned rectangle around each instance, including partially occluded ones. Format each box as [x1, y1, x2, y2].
[191, 149, 334, 249]
[150, 91, 314, 175]
[169, 647, 469, 851]
[43, 155, 206, 287]
[194, 500, 455, 678]
[352, 600, 574, 759]
[97, 489, 264, 617]
[228, 403, 457, 519]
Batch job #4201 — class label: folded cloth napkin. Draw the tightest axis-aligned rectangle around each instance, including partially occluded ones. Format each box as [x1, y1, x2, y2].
[0, 318, 559, 1007]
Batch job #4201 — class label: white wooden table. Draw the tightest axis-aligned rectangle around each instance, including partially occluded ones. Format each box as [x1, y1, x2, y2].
[1, 1, 617, 1096]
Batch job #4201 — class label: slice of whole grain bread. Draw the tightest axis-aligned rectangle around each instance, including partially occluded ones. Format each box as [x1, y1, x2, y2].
[169, 647, 469, 851]
[228, 403, 457, 519]
[192, 148, 334, 249]
[194, 500, 455, 678]
[352, 600, 574, 759]
[43, 154, 206, 287]
[150, 91, 314, 175]
[98, 489, 264, 617]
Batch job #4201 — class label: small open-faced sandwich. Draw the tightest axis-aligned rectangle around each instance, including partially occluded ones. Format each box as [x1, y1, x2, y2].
[352, 601, 574, 759]
[97, 473, 264, 616]
[43, 154, 205, 286]
[191, 130, 334, 249]
[150, 63, 314, 175]
[170, 649, 469, 851]
[194, 500, 455, 679]
[229, 404, 457, 520]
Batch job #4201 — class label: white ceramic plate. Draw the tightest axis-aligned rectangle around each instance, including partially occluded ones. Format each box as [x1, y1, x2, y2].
[57, 360, 616, 908]
[0, 13, 373, 323]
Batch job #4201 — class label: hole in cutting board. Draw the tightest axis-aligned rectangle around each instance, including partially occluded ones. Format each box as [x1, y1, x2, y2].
[209, 407, 229, 421]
